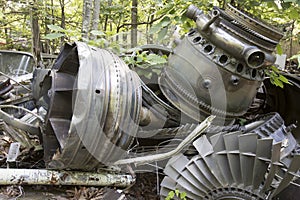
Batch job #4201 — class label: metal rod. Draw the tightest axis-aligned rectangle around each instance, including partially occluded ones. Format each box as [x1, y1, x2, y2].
[0, 71, 31, 92]
[0, 105, 44, 123]
[113, 115, 215, 166]
[0, 168, 135, 187]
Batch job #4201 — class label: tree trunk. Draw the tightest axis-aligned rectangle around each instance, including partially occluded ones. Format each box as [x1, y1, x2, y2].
[2, 4, 10, 49]
[31, 4, 41, 65]
[289, 20, 295, 59]
[104, 0, 112, 32]
[82, 0, 93, 40]
[131, 0, 138, 47]
[91, 0, 101, 40]
[59, 0, 66, 44]
[146, 6, 154, 44]
[50, 0, 55, 53]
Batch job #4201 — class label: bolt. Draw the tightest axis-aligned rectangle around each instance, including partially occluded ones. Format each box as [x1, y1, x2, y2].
[231, 75, 240, 85]
[202, 79, 212, 89]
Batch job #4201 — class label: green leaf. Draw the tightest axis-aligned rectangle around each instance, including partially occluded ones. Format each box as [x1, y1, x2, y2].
[90, 30, 105, 36]
[276, 44, 283, 55]
[180, 191, 187, 199]
[136, 56, 143, 64]
[175, 189, 180, 197]
[157, 27, 168, 41]
[152, 68, 162, 75]
[156, 3, 174, 16]
[169, 8, 175, 15]
[174, 16, 180, 22]
[161, 16, 171, 27]
[44, 33, 65, 40]
[288, 8, 299, 19]
[271, 65, 280, 73]
[281, 2, 292, 9]
[274, 78, 284, 88]
[149, 22, 163, 34]
[140, 51, 149, 57]
[279, 74, 291, 84]
[146, 53, 167, 65]
[166, 191, 175, 200]
[47, 24, 66, 32]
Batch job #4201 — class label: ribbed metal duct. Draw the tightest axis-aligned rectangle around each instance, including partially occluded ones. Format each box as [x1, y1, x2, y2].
[40, 42, 142, 170]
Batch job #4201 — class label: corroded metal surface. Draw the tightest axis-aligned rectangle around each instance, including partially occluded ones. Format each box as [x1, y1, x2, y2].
[0, 168, 135, 187]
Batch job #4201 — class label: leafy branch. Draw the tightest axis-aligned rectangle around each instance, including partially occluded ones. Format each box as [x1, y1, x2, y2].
[165, 189, 187, 200]
[123, 49, 167, 79]
[44, 24, 109, 46]
[265, 65, 291, 88]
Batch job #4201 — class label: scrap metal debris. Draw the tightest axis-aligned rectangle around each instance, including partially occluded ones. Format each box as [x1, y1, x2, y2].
[0, 168, 135, 187]
[0, 3, 299, 200]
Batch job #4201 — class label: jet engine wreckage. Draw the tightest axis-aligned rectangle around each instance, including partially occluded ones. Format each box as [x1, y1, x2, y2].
[0, 4, 300, 199]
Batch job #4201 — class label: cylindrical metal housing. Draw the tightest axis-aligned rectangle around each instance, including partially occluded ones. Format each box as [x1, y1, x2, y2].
[159, 4, 283, 122]
[41, 42, 142, 170]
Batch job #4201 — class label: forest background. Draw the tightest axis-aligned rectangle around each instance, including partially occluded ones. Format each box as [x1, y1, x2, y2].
[0, 0, 300, 65]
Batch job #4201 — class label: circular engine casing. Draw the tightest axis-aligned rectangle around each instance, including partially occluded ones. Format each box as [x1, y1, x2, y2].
[159, 35, 262, 121]
[41, 42, 142, 170]
[159, 4, 283, 122]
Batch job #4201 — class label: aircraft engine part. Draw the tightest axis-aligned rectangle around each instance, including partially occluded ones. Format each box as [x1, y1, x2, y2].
[160, 113, 300, 199]
[37, 42, 142, 170]
[159, 4, 283, 122]
[262, 73, 300, 142]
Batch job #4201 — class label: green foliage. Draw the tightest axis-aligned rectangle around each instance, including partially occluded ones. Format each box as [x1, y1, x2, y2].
[123, 49, 167, 79]
[276, 44, 283, 55]
[44, 24, 113, 50]
[147, 0, 209, 43]
[90, 30, 105, 36]
[47, 24, 66, 32]
[44, 33, 65, 40]
[283, 0, 300, 6]
[1, 0, 300, 65]
[289, 53, 300, 68]
[265, 65, 291, 88]
[165, 189, 187, 200]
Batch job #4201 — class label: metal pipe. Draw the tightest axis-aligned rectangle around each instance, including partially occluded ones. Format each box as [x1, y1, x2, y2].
[201, 9, 220, 32]
[0, 109, 40, 136]
[0, 71, 31, 92]
[186, 5, 276, 68]
[113, 115, 215, 166]
[0, 168, 135, 187]
[0, 105, 44, 123]
[243, 47, 266, 69]
[186, 4, 203, 21]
